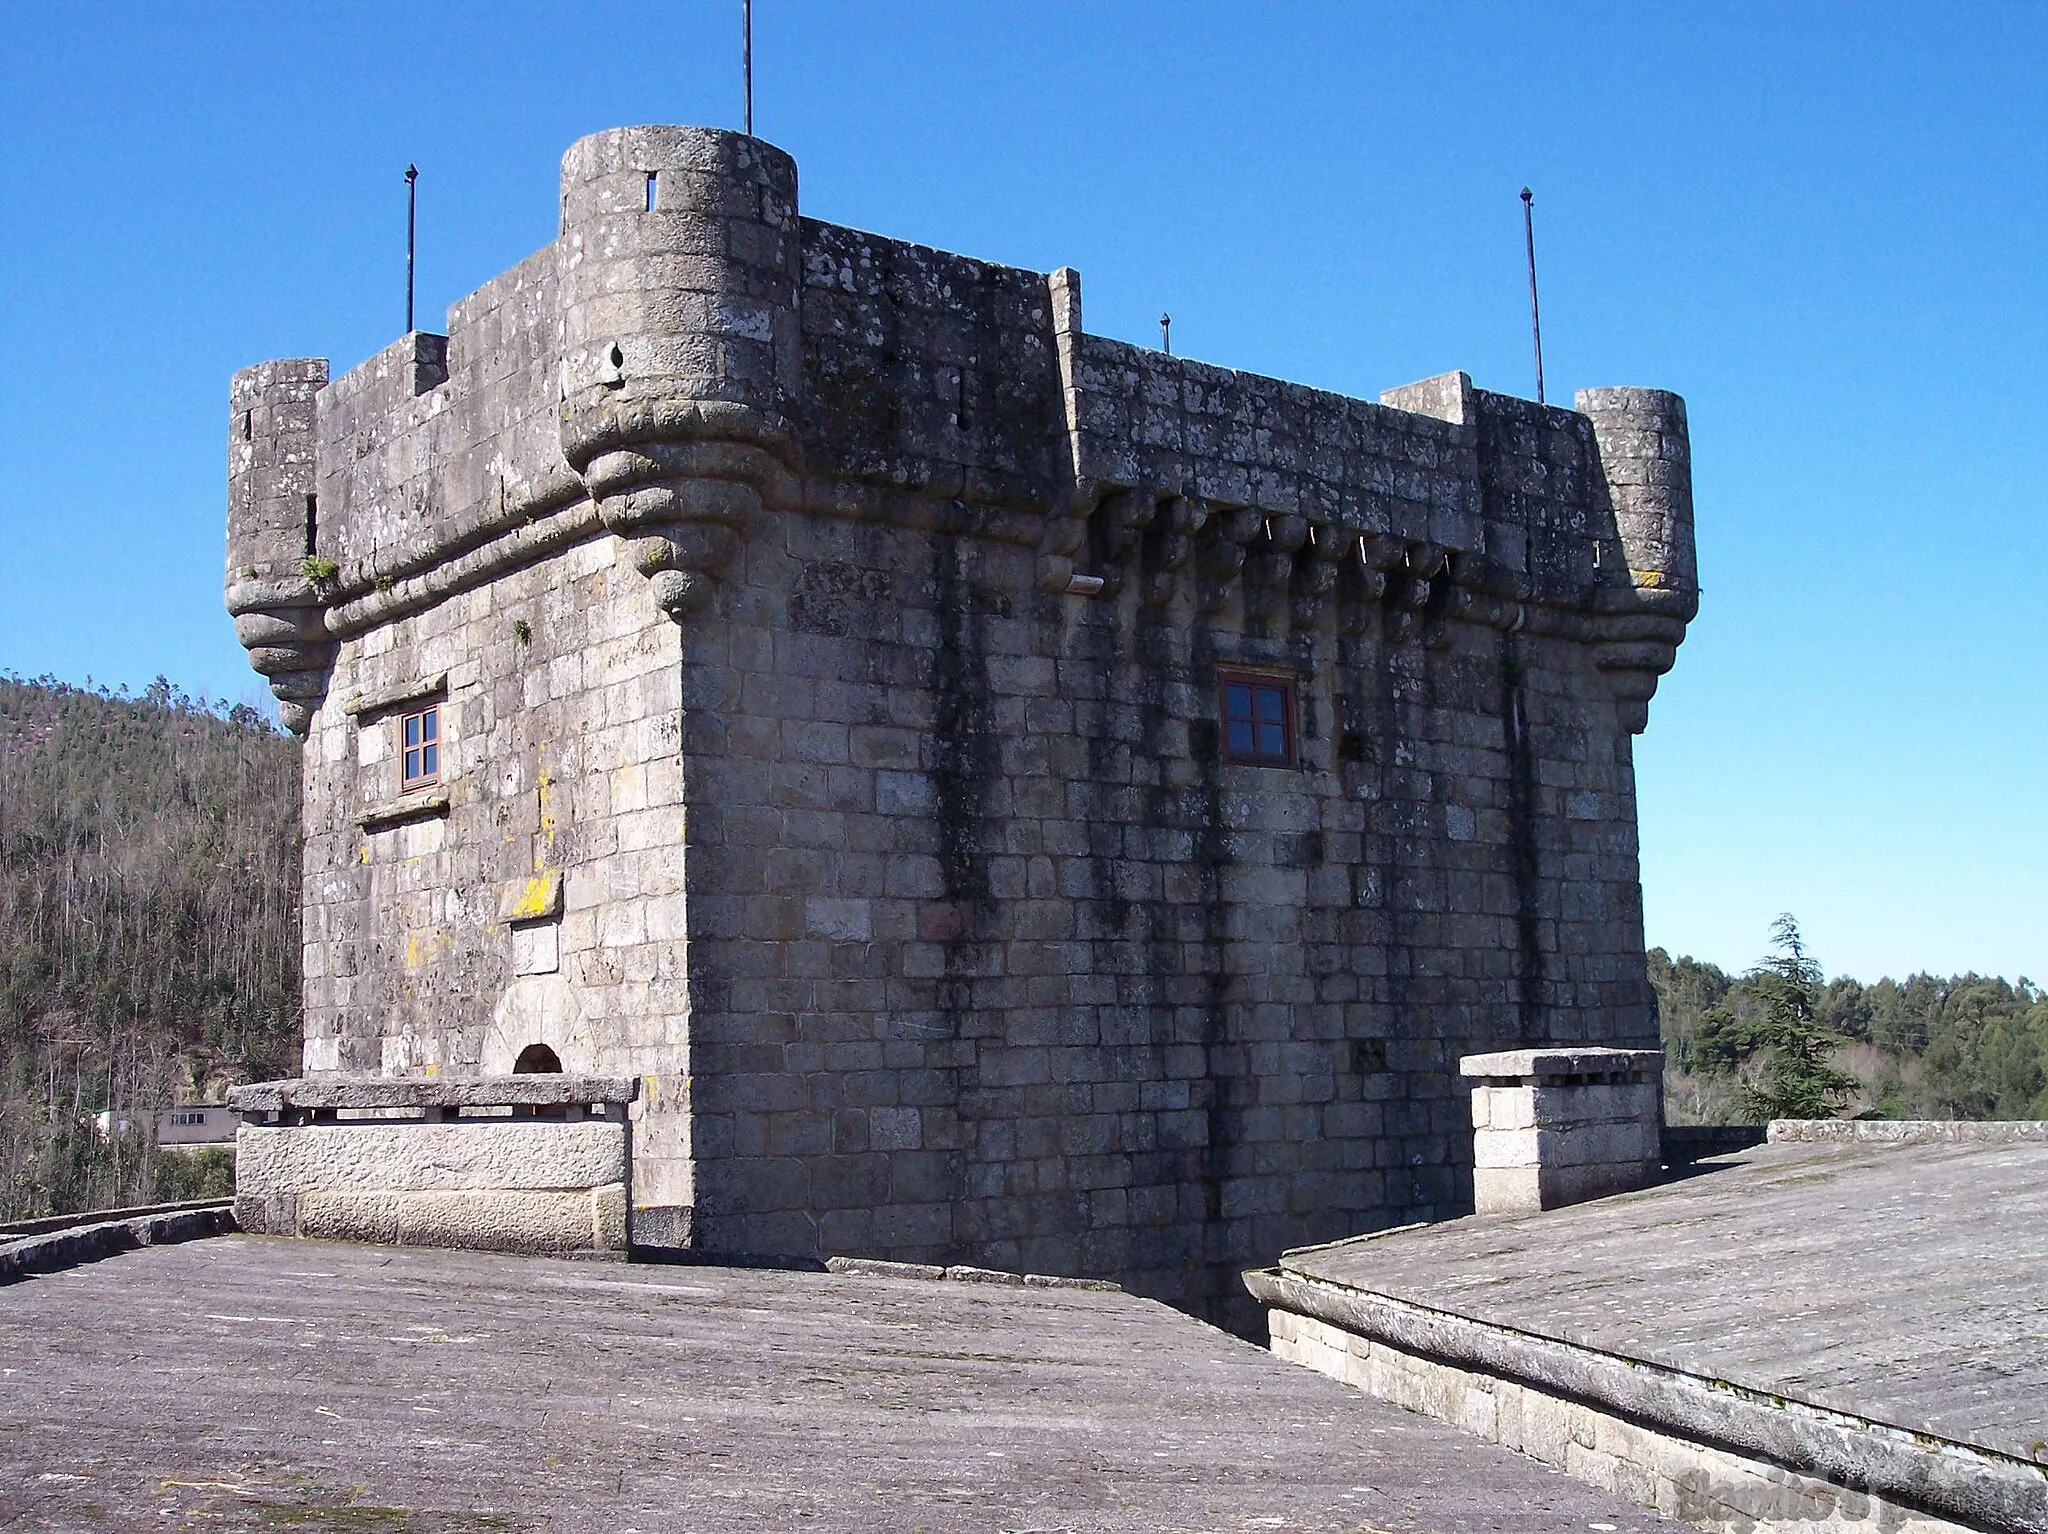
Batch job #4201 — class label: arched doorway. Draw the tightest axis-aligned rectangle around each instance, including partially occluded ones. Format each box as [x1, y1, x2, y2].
[512, 1042, 564, 1074]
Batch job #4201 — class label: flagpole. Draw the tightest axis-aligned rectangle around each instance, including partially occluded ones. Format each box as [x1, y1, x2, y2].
[405, 164, 419, 334]
[1521, 187, 1545, 405]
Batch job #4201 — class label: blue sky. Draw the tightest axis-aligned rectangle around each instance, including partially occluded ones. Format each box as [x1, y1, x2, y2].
[1, 2, 2041, 983]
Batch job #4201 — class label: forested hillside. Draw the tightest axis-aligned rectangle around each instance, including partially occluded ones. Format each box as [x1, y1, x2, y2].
[0, 676, 300, 1217]
[1653, 944, 2048, 1125]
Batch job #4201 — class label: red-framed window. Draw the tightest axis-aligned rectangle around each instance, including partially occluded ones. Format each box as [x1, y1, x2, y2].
[1219, 673, 1294, 766]
[400, 704, 440, 791]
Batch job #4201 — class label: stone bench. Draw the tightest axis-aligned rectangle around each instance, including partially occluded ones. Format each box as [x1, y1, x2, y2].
[228, 1075, 638, 1257]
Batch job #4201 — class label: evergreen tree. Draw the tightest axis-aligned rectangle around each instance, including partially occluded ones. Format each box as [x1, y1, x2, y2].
[1737, 914, 1860, 1121]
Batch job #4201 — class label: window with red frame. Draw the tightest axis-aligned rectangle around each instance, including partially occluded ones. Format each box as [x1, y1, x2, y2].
[400, 704, 440, 791]
[1219, 673, 1294, 766]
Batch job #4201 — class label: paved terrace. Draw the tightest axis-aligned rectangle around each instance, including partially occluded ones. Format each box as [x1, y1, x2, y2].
[0, 1235, 1677, 1533]
[1280, 1136, 2048, 1465]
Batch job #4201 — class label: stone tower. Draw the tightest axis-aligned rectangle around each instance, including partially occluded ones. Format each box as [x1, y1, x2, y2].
[226, 126, 1696, 1322]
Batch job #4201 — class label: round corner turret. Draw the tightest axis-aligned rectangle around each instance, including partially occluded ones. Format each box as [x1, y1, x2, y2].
[556, 125, 800, 437]
[1575, 387, 1697, 733]
[227, 357, 333, 735]
[1574, 387, 1695, 601]
[556, 126, 803, 621]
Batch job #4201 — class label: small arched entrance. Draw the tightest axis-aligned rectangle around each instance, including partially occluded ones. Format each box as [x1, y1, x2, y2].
[512, 1042, 564, 1074]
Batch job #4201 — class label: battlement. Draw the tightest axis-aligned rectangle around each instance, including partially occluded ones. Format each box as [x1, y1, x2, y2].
[229, 125, 1694, 734]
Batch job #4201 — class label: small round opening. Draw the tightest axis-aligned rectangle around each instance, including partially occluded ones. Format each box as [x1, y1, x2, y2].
[513, 1043, 564, 1074]
[608, 344, 623, 368]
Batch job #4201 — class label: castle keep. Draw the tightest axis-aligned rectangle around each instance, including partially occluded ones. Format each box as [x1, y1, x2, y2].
[226, 126, 1696, 1316]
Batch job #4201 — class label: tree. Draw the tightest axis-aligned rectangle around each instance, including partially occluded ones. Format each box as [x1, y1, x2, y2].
[1738, 914, 1859, 1122]
[0, 674, 300, 1217]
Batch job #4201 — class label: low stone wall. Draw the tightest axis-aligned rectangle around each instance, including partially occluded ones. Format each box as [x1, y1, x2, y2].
[229, 1075, 636, 1258]
[1770, 1118, 2048, 1146]
[1247, 1266, 2041, 1534]
[0, 1203, 236, 1284]
[1267, 1308, 1971, 1534]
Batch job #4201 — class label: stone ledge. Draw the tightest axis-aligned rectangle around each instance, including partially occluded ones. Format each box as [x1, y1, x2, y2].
[0, 1203, 236, 1284]
[0, 1197, 240, 1240]
[357, 791, 450, 831]
[1244, 1265, 2048, 1534]
[228, 1073, 639, 1114]
[1270, 1308, 1972, 1534]
[1769, 1118, 2048, 1145]
[1460, 1048, 1664, 1083]
[824, 1255, 1121, 1292]
[341, 670, 448, 717]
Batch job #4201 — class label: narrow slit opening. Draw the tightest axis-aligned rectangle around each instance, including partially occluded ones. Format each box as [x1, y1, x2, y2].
[305, 494, 318, 557]
[242, 411, 252, 441]
[644, 172, 657, 212]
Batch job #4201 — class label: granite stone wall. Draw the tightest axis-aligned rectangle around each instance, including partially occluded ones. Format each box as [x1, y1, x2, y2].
[228, 124, 1695, 1322]
[679, 506, 1657, 1317]
[1270, 1310, 1970, 1534]
[297, 535, 694, 1208]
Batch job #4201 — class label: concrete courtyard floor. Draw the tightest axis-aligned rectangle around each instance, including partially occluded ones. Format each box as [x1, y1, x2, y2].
[0, 1233, 1680, 1532]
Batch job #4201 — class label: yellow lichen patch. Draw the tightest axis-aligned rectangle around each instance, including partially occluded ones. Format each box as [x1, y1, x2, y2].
[500, 868, 563, 923]
[535, 766, 558, 866]
[1630, 568, 1669, 589]
[404, 928, 453, 970]
[510, 873, 556, 920]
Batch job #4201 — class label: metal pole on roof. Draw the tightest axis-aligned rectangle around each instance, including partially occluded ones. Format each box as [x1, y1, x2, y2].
[405, 164, 419, 334]
[1521, 186, 1545, 405]
[743, 0, 754, 135]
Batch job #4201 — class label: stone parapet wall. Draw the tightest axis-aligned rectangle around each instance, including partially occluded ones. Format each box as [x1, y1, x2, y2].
[1768, 1118, 2048, 1145]
[0, 1203, 236, 1284]
[1248, 1265, 2040, 1534]
[1268, 1308, 1971, 1534]
[227, 126, 1694, 730]
[229, 1076, 635, 1257]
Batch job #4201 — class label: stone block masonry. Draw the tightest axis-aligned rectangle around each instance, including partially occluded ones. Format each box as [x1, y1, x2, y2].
[1462, 1046, 1664, 1212]
[1264, 1307, 1977, 1534]
[226, 123, 1698, 1325]
[228, 1075, 637, 1257]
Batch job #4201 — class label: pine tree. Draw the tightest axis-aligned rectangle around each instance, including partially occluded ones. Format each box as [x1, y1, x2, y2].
[1739, 914, 1859, 1121]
